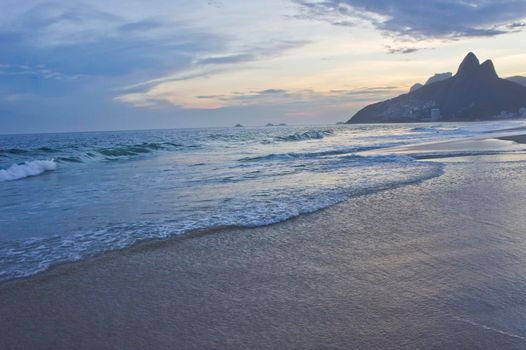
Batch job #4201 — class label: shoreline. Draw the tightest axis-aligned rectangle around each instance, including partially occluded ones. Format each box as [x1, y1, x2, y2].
[4, 127, 525, 285]
[0, 162, 443, 286]
[0, 155, 446, 285]
[2, 146, 526, 348]
[2, 132, 526, 349]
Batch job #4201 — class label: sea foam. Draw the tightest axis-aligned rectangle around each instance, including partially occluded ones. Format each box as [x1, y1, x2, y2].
[0, 160, 57, 181]
[275, 130, 333, 142]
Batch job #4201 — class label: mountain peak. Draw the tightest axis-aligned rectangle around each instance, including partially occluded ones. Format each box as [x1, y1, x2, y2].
[348, 52, 526, 124]
[456, 52, 480, 76]
[480, 59, 498, 79]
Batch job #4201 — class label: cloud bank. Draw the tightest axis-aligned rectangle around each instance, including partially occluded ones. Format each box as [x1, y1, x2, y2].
[294, 0, 526, 39]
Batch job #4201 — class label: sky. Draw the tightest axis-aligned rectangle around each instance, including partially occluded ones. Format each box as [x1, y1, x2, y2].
[1, 0, 526, 133]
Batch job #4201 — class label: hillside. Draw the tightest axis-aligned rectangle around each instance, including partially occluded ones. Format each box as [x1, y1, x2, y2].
[348, 53, 526, 123]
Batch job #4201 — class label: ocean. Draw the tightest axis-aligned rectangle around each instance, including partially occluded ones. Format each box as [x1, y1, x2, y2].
[0, 121, 523, 281]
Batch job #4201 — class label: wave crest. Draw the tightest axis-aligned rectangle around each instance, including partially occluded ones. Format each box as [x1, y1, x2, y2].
[275, 130, 333, 142]
[239, 146, 385, 162]
[97, 142, 183, 158]
[0, 160, 57, 182]
[410, 126, 460, 133]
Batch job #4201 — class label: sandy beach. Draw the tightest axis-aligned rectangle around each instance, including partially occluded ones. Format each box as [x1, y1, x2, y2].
[1, 135, 526, 349]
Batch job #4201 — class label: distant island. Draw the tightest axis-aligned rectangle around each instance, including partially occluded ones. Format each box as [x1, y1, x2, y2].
[348, 52, 526, 124]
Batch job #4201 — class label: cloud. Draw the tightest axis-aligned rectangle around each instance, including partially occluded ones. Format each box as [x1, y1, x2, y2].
[0, 64, 80, 80]
[120, 85, 403, 110]
[293, 0, 526, 39]
[0, 2, 228, 78]
[195, 39, 310, 66]
[0, 1, 315, 119]
[223, 86, 403, 110]
[0, 0, 237, 108]
[196, 54, 256, 65]
[258, 89, 288, 94]
[117, 19, 166, 33]
[507, 22, 526, 30]
[117, 39, 310, 94]
[386, 46, 419, 55]
[385, 45, 436, 55]
[289, 2, 363, 29]
[207, 0, 224, 8]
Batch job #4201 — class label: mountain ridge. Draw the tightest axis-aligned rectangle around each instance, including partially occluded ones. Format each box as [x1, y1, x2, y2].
[348, 53, 526, 124]
[507, 75, 526, 87]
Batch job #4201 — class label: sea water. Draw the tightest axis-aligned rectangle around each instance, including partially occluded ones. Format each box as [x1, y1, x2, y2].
[0, 121, 523, 281]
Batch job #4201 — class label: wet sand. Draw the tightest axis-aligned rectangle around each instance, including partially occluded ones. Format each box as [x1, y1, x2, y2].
[2, 143, 526, 349]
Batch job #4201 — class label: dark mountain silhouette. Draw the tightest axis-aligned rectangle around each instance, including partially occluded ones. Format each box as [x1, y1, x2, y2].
[409, 83, 424, 93]
[507, 75, 526, 87]
[410, 72, 452, 93]
[425, 72, 453, 86]
[348, 53, 526, 123]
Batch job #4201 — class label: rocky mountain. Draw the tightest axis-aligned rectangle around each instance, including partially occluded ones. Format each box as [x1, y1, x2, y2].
[348, 53, 526, 123]
[409, 83, 424, 93]
[411, 72, 453, 93]
[425, 72, 453, 85]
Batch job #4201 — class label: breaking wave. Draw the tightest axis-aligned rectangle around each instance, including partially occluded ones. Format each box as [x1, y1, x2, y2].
[97, 142, 178, 158]
[0, 142, 185, 165]
[0, 160, 57, 182]
[275, 130, 333, 142]
[239, 145, 400, 162]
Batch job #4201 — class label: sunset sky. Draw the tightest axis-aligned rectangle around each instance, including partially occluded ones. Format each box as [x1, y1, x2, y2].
[2, 0, 526, 133]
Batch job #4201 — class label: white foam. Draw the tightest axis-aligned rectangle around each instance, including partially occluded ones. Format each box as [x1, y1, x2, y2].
[0, 160, 57, 182]
[0, 159, 443, 282]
